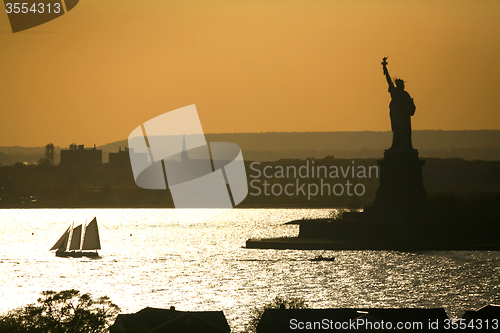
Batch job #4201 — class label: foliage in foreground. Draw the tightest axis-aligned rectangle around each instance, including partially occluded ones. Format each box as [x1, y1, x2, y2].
[244, 296, 308, 333]
[0, 289, 120, 333]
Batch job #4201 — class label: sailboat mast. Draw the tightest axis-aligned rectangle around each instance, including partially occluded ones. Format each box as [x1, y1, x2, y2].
[66, 222, 74, 252]
[80, 220, 86, 251]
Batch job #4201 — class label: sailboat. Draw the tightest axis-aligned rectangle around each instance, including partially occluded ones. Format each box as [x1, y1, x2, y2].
[50, 217, 101, 258]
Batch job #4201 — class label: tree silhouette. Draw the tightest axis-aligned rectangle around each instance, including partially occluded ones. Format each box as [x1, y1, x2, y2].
[0, 289, 119, 333]
[243, 296, 308, 333]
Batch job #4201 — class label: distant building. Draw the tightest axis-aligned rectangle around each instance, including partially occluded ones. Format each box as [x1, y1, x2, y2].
[60, 144, 102, 166]
[110, 306, 230, 333]
[109, 146, 130, 164]
[109, 147, 148, 165]
[45, 143, 54, 165]
[463, 304, 500, 322]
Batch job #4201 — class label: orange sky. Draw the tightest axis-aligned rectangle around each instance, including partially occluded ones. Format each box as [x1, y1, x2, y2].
[1, 0, 500, 147]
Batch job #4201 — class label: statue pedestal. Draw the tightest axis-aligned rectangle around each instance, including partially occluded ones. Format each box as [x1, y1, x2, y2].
[373, 149, 427, 208]
[285, 147, 500, 250]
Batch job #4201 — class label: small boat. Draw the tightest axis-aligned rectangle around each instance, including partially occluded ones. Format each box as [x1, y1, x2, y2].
[309, 255, 335, 262]
[50, 217, 101, 258]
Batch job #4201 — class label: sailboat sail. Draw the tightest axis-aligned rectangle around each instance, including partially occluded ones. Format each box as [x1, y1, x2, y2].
[70, 224, 82, 250]
[50, 227, 70, 251]
[82, 217, 101, 250]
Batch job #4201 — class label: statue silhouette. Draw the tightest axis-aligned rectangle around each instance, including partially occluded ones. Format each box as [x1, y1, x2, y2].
[382, 57, 416, 151]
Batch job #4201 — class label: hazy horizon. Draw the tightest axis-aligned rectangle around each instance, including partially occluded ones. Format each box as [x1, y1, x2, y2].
[1, 128, 500, 149]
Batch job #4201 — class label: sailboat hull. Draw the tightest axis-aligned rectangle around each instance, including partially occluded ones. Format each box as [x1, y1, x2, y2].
[55, 250, 100, 258]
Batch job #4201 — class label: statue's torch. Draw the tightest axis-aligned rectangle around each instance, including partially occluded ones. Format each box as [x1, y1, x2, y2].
[382, 57, 388, 74]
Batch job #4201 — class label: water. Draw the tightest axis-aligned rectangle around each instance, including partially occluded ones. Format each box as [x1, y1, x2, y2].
[0, 209, 499, 332]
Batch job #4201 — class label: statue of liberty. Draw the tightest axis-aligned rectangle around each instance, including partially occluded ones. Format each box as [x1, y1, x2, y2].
[382, 57, 416, 151]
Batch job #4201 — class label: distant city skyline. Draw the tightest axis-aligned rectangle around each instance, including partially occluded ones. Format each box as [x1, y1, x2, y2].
[1, 0, 500, 147]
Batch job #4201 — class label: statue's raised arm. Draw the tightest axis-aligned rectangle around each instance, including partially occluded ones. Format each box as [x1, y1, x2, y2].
[382, 57, 394, 89]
